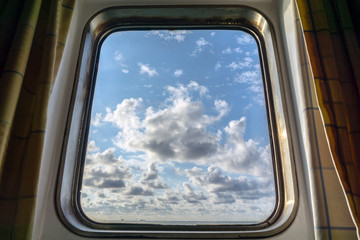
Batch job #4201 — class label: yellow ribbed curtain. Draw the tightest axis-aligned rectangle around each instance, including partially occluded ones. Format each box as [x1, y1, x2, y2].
[297, 0, 360, 238]
[0, 0, 75, 238]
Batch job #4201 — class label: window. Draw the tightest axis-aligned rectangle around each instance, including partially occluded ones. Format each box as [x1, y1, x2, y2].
[81, 30, 276, 225]
[57, 6, 297, 238]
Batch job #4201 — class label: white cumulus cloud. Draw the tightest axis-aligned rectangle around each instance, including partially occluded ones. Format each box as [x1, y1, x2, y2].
[138, 63, 158, 77]
[91, 112, 103, 126]
[215, 61, 222, 70]
[113, 50, 123, 61]
[113, 50, 129, 73]
[103, 82, 227, 163]
[87, 140, 99, 152]
[147, 30, 192, 42]
[222, 47, 232, 54]
[237, 35, 254, 45]
[173, 69, 183, 78]
[191, 37, 211, 56]
[227, 57, 254, 70]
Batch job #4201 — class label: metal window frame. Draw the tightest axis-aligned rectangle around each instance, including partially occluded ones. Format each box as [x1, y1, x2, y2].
[56, 5, 298, 238]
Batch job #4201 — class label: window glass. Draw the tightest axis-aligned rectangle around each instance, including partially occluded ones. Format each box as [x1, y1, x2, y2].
[80, 30, 276, 224]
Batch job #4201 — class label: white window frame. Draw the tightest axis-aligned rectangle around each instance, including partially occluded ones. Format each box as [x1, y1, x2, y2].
[55, 5, 299, 238]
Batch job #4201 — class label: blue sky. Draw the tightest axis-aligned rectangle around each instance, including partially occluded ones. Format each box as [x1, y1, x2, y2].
[81, 30, 275, 223]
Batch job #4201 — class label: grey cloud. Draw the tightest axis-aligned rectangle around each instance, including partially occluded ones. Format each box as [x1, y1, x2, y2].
[157, 191, 180, 204]
[141, 162, 158, 181]
[83, 178, 97, 187]
[182, 183, 207, 204]
[140, 140, 176, 159]
[136, 128, 219, 161]
[98, 179, 126, 188]
[146, 180, 168, 189]
[86, 147, 124, 165]
[186, 166, 274, 201]
[126, 186, 153, 196]
[211, 192, 236, 204]
[140, 163, 168, 189]
[97, 192, 107, 198]
[83, 178, 126, 188]
[234, 189, 275, 200]
[83, 148, 132, 189]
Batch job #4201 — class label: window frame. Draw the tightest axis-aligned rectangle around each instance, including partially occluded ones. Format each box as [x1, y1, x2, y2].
[56, 5, 298, 238]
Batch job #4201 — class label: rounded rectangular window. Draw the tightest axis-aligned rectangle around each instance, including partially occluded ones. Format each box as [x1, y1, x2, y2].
[81, 30, 276, 225]
[57, 6, 297, 238]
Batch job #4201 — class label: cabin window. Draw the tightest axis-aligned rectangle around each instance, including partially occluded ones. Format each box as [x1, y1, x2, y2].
[58, 6, 297, 238]
[80, 30, 276, 225]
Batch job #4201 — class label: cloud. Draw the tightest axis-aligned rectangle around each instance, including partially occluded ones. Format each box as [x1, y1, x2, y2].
[182, 183, 207, 203]
[215, 61, 221, 70]
[227, 57, 254, 70]
[186, 81, 209, 98]
[165, 81, 209, 100]
[173, 69, 183, 78]
[233, 47, 243, 53]
[113, 50, 129, 73]
[237, 35, 254, 45]
[184, 166, 274, 203]
[234, 70, 260, 84]
[98, 179, 126, 188]
[140, 163, 168, 189]
[141, 162, 158, 181]
[125, 185, 153, 196]
[83, 148, 132, 189]
[106, 82, 228, 162]
[83, 80, 274, 220]
[147, 30, 192, 42]
[210, 32, 216, 37]
[233, 70, 265, 105]
[212, 118, 272, 176]
[113, 50, 123, 61]
[103, 98, 143, 130]
[138, 63, 158, 77]
[211, 192, 236, 204]
[222, 47, 232, 54]
[196, 37, 211, 48]
[97, 192, 107, 198]
[87, 140, 99, 152]
[91, 113, 102, 126]
[157, 191, 180, 204]
[244, 103, 253, 111]
[101, 81, 268, 175]
[191, 37, 211, 56]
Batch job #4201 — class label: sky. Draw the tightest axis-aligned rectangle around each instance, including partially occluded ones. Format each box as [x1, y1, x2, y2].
[80, 30, 276, 224]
